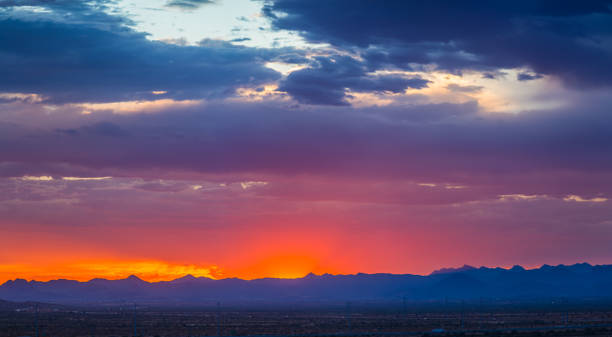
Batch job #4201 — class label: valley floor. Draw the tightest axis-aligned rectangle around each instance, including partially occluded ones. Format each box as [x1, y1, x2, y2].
[2, 306, 612, 337]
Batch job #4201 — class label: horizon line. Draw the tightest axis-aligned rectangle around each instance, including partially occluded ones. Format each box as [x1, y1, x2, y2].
[2, 261, 600, 284]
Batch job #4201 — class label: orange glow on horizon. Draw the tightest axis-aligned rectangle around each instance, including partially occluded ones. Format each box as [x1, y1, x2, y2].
[0, 217, 436, 284]
[0, 260, 223, 283]
[0, 256, 341, 283]
[0, 219, 353, 283]
[224, 253, 338, 280]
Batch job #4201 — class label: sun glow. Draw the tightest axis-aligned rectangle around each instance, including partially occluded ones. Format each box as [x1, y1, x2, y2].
[235, 254, 324, 279]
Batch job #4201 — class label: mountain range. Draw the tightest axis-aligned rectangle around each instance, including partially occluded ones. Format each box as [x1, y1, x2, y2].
[1, 263, 611, 305]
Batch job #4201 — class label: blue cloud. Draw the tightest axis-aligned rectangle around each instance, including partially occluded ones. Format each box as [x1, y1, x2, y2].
[0, 2, 283, 103]
[279, 56, 429, 105]
[517, 72, 544, 81]
[264, 0, 612, 88]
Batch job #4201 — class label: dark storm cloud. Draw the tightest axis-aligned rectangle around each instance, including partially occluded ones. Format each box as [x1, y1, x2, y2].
[263, 0, 612, 87]
[0, 3, 283, 103]
[279, 56, 429, 105]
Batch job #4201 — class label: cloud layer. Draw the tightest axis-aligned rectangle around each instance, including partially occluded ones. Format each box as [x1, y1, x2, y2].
[265, 0, 612, 88]
[0, 2, 284, 103]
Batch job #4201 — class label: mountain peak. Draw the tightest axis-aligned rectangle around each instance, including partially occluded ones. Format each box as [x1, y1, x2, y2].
[125, 275, 144, 282]
[2, 263, 612, 304]
[172, 274, 197, 282]
[430, 264, 476, 275]
[303, 272, 319, 279]
[2, 278, 29, 287]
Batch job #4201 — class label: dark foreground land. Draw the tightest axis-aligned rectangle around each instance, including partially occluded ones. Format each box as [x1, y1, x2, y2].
[3, 302, 612, 337]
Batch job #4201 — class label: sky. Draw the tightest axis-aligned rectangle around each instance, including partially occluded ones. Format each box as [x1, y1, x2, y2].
[1, 0, 612, 282]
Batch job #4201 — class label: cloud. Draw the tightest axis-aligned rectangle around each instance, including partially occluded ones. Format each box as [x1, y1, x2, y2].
[0, 93, 43, 104]
[2, 93, 612, 204]
[446, 84, 483, 93]
[517, 72, 544, 81]
[564, 195, 608, 203]
[2, 172, 612, 278]
[166, 0, 215, 10]
[240, 181, 268, 190]
[0, 5, 283, 103]
[77, 98, 203, 115]
[20, 175, 53, 181]
[230, 37, 252, 43]
[263, 0, 612, 88]
[0, 0, 131, 27]
[279, 55, 429, 105]
[0, 0, 104, 7]
[62, 176, 112, 181]
[498, 194, 547, 201]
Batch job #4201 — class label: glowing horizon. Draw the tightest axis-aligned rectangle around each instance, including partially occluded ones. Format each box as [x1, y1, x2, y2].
[1, 258, 597, 284]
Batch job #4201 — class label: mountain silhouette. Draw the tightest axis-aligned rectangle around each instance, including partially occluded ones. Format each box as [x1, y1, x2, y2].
[430, 264, 477, 275]
[2, 263, 612, 305]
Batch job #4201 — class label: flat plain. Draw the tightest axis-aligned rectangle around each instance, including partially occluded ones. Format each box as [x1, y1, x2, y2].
[3, 303, 612, 337]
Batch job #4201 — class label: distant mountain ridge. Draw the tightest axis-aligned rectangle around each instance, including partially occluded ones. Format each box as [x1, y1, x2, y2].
[2, 263, 612, 305]
[430, 264, 477, 275]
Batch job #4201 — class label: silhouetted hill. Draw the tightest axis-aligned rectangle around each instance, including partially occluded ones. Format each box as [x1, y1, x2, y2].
[430, 264, 476, 275]
[2, 263, 612, 305]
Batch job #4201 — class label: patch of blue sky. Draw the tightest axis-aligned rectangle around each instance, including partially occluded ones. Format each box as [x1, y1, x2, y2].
[109, 0, 311, 48]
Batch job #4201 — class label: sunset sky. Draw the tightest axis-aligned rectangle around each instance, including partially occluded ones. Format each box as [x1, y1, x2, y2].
[1, 0, 612, 283]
